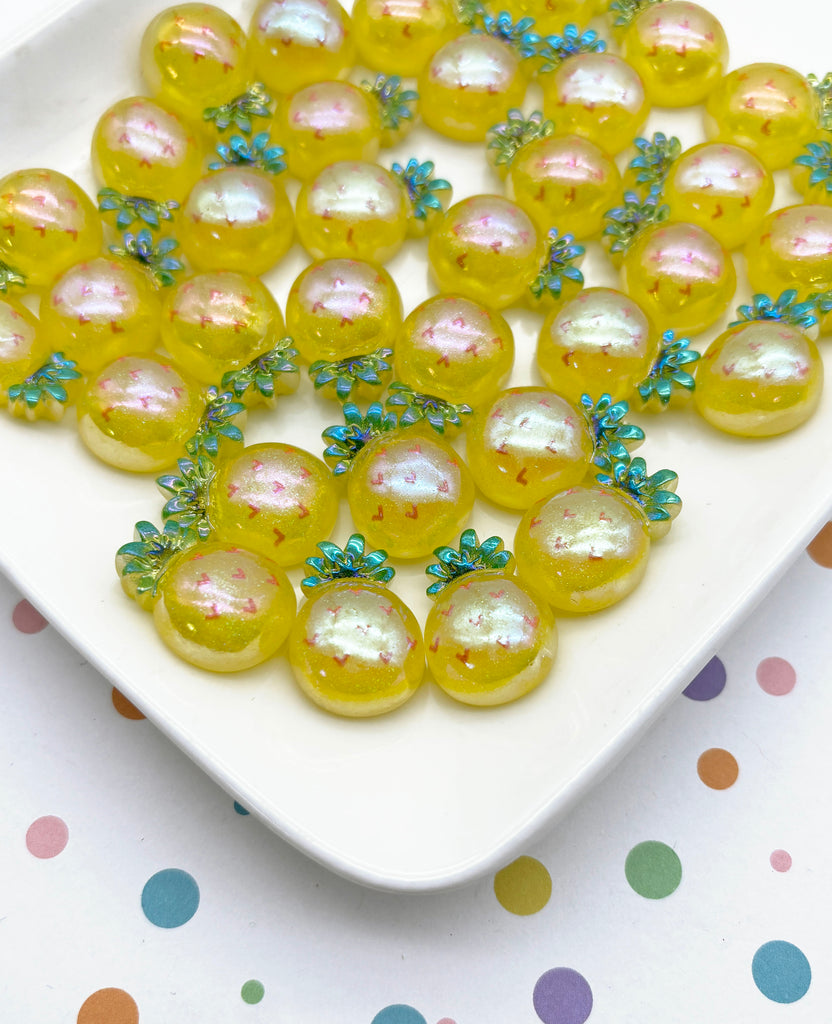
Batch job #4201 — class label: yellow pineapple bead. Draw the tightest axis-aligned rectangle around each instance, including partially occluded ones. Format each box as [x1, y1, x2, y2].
[352, 0, 458, 76]
[791, 142, 832, 207]
[622, 1, 728, 107]
[428, 194, 542, 309]
[508, 0, 595, 36]
[287, 258, 402, 363]
[295, 161, 409, 263]
[704, 64, 819, 171]
[0, 169, 102, 290]
[249, 0, 355, 96]
[77, 354, 204, 472]
[91, 97, 203, 204]
[395, 294, 514, 406]
[694, 321, 823, 437]
[140, 4, 251, 123]
[40, 257, 161, 374]
[745, 204, 832, 298]
[153, 542, 297, 671]
[0, 298, 48, 403]
[663, 142, 774, 250]
[160, 270, 284, 385]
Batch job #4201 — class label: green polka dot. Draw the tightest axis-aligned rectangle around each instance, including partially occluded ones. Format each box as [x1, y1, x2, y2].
[625, 840, 682, 899]
[241, 980, 265, 1005]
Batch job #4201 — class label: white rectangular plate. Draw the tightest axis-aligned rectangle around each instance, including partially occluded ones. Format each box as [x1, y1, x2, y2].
[1, 0, 830, 891]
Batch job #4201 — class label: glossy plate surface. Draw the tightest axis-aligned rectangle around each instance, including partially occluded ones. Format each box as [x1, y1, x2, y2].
[0, 0, 829, 890]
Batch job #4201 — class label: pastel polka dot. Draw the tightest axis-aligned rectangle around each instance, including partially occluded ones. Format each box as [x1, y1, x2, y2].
[77, 988, 139, 1024]
[625, 841, 682, 899]
[12, 598, 47, 634]
[683, 656, 726, 701]
[494, 856, 552, 915]
[532, 968, 593, 1024]
[141, 868, 200, 928]
[436, 1019, 457, 1023]
[756, 657, 796, 696]
[752, 941, 811, 1003]
[770, 849, 792, 872]
[111, 688, 145, 720]
[697, 748, 739, 790]
[233, 801, 250, 816]
[241, 980, 265, 1004]
[807, 521, 832, 567]
[371, 1006, 427, 1024]
[26, 815, 69, 859]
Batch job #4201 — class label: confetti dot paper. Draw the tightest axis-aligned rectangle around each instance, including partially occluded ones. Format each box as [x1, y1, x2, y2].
[371, 1005, 428, 1024]
[752, 941, 811, 1003]
[683, 656, 726, 701]
[241, 980, 265, 1004]
[26, 815, 68, 859]
[111, 688, 145, 720]
[625, 841, 682, 899]
[12, 598, 47, 634]
[532, 968, 593, 1024]
[756, 657, 796, 696]
[696, 748, 739, 790]
[494, 856, 552, 915]
[77, 988, 138, 1024]
[807, 522, 832, 566]
[770, 850, 792, 872]
[141, 868, 200, 928]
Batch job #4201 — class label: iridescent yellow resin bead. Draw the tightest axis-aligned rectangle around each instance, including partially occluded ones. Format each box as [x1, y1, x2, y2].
[541, 53, 649, 156]
[514, 485, 651, 613]
[140, 4, 251, 122]
[425, 569, 556, 706]
[622, 222, 736, 335]
[663, 142, 774, 250]
[536, 287, 657, 403]
[353, 0, 458, 76]
[428, 195, 541, 309]
[0, 169, 102, 289]
[508, 0, 595, 36]
[419, 34, 528, 142]
[704, 63, 819, 171]
[278, 82, 381, 182]
[91, 97, 202, 204]
[395, 294, 514, 406]
[153, 542, 296, 671]
[506, 133, 621, 240]
[210, 442, 338, 565]
[694, 321, 823, 437]
[466, 387, 594, 510]
[77, 355, 204, 472]
[160, 270, 284, 384]
[289, 579, 424, 716]
[295, 161, 409, 263]
[249, 0, 355, 95]
[40, 257, 161, 374]
[287, 258, 401, 363]
[348, 433, 475, 558]
[0, 298, 47, 401]
[180, 167, 294, 275]
[745, 204, 832, 298]
[622, 0, 728, 107]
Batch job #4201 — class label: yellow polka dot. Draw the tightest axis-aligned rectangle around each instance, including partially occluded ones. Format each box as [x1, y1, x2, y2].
[494, 855, 552, 915]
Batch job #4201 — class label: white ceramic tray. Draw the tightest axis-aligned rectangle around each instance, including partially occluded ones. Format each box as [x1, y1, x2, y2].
[1, 0, 830, 891]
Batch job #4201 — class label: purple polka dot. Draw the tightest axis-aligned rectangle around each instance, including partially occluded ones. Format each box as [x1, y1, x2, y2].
[683, 656, 726, 701]
[533, 968, 593, 1024]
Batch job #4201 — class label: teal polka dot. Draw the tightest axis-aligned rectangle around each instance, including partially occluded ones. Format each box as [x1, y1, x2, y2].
[752, 941, 811, 1003]
[371, 1005, 427, 1024]
[241, 980, 265, 1004]
[141, 868, 200, 928]
[234, 801, 250, 816]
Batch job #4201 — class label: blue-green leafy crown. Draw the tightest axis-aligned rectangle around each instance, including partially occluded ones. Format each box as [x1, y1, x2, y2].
[116, 520, 198, 596]
[636, 330, 700, 406]
[426, 529, 512, 595]
[109, 229, 184, 288]
[309, 349, 393, 402]
[391, 158, 452, 222]
[472, 10, 542, 60]
[608, 0, 659, 28]
[793, 140, 832, 193]
[808, 72, 832, 132]
[729, 291, 818, 331]
[595, 452, 680, 523]
[580, 393, 645, 464]
[7, 352, 81, 409]
[322, 402, 399, 475]
[157, 455, 216, 539]
[203, 83, 273, 135]
[627, 132, 681, 191]
[486, 109, 555, 169]
[302, 534, 395, 592]
[603, 187, 670, 255]
[220, 338, 300, 400]
[538, 25, 605, 73]
[385, 382, 472, 434]
[529, 228, 585, 301]
[363, 75, 419, 133]
[209, 132, 287, 175]
[0, 258, 25, 293]
[98, 188, 178, 231]
[185, 387, 246, 459]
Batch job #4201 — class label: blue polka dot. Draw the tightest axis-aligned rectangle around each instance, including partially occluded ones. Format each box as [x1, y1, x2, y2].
[141, 868, 200, 928]
[752, 941, 811, 1003]
[683, 656, 726, 701]
[233, 801, 250, 815]
[371, 1005, 427, 1024]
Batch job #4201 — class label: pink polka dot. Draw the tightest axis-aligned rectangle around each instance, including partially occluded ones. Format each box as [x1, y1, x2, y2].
[770, 849, 792, 872]
[26, 815, 68, 858]
[756, 657, 796, 696]
[12, 599, 48, 634]
[436, 1019, 457, 1024]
